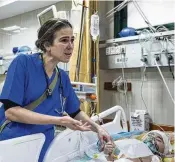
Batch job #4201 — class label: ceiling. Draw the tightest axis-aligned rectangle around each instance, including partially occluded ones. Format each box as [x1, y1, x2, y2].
[0, 0, 60, 20]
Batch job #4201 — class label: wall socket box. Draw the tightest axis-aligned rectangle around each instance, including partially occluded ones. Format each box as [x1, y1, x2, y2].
[106, 46, 126, 56]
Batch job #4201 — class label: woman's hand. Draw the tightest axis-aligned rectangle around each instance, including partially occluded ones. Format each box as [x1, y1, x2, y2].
[97, 127, 114, 151]
[59, 116, 91, 131]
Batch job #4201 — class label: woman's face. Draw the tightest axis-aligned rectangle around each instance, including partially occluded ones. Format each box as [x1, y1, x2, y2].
[49, 27, 74, 63]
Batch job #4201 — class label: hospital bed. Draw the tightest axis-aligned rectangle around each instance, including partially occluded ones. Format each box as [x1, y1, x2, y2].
[0, 105, 128, 162]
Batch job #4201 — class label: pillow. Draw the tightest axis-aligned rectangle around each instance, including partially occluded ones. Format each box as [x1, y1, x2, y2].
[163, 132, 174, 162]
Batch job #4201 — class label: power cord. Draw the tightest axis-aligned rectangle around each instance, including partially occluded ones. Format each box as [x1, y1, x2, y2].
[167, 55, 174, 79]
[120, 54, 129, 111]
[112, 53, 129, 118]
[140, 65, 166, 132]
[154, 59, 175, 105]
[141, 65, 148, 112]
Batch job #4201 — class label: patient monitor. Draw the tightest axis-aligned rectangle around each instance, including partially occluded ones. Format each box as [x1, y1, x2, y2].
[37, 5, 58, 26]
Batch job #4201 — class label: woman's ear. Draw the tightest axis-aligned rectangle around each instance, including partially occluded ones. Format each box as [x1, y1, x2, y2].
[44, 42, 51, 52]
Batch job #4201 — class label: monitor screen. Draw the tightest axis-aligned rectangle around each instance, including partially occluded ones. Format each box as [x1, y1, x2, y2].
[37, 5, 57, 26]
[39, 10, 54, 26]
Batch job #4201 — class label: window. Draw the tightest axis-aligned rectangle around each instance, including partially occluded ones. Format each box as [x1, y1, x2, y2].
[114, 1, 128, 38]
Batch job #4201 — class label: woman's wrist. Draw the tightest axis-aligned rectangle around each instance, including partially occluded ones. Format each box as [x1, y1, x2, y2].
[93, 123, 102, 133]
[49, 116, 63, 125]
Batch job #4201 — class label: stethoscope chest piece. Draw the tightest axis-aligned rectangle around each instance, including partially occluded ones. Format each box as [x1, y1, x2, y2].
[46, 88, 52, 97]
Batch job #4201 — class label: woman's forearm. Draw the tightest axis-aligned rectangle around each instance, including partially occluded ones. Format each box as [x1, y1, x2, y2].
[5, 106, 61, 125]
[74, 111, 101, 132]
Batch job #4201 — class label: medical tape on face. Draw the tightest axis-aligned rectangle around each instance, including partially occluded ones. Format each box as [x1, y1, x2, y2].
[142, 130, 171, 155]
[143, 133, 165, 157]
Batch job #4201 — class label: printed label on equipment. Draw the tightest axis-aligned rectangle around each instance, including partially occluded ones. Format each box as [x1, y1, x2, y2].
[115, 57, 128, 64]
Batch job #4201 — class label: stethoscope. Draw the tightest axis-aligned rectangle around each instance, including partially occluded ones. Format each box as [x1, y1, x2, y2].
[40, 53, 66, 115]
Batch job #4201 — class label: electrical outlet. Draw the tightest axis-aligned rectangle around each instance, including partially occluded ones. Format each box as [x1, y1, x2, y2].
[154, 54, 161, 62]
[167, 53, 174, 64]
[106, 46, 126, 56]
[141, 55, 148, 63]
[106, 47, 110, 55]
[121, 46, 126, 54]
[110, 46, 116, 55]
[115, 46, 121, 54]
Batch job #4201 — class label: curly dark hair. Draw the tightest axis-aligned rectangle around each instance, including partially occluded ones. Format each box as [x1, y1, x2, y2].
[35, 18, 72, 52]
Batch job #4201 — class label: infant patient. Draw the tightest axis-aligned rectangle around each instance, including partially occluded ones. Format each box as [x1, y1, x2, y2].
[103, 130, 172, 162]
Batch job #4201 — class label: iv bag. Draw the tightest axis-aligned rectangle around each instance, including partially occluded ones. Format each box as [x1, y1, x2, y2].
[90, 14, 99, 41]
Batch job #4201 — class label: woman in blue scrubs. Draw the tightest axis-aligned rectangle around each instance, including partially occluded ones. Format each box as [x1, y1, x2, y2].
[0, 19, 112, 162]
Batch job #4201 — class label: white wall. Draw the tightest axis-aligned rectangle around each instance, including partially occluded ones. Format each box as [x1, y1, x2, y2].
[98, 1, 114, 40]
[99, 69, 174, 125]
[98, 1, 174, 125]
[0, 10, 39, 54]
[128, 0, 175, 29]
[98, 0, 175, 40]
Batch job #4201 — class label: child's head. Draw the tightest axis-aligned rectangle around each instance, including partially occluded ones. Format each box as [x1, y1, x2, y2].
[142, 130, 171, 156]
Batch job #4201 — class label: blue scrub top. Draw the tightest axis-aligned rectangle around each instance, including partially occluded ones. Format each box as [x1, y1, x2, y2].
[0, 53, 80, 136]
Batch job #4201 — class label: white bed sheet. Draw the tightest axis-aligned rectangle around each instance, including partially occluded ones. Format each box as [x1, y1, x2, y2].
[43, 106, 128, 162]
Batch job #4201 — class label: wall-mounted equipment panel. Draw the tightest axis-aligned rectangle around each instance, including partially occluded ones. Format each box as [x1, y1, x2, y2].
[100, 30, 174, 69]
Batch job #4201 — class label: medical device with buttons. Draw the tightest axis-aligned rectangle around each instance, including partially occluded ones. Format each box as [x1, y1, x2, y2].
[100, 30, 174, 69]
